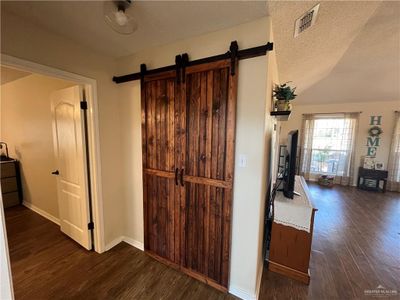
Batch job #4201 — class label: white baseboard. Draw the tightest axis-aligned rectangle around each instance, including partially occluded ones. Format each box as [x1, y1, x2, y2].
[229, 285, 257, 300]
[23, 202, 60, 226]
[105, 236, 144, 252]
[122, 236, 144, 251]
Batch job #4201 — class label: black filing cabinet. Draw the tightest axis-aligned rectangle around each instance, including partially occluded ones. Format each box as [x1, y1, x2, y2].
[1, 159, 23, 208]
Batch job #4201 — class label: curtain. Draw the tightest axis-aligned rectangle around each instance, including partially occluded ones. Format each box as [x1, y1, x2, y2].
[387, 112, 400, 192]
[334, 112, 359, 186]
[299, 114, 316, 181]
[299, 112, 359, 186]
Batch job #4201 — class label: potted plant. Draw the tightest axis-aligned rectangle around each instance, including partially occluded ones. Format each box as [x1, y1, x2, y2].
[273, 82, 297, 111]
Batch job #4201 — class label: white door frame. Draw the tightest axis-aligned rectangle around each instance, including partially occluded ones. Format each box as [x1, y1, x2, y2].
[1, 54, 105, 254]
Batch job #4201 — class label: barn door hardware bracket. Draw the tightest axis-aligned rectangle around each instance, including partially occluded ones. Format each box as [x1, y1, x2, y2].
[175, 55, 182, 84]
[229, 41, 239, 76]
[181, 53, 189, 83]
[140, 64, 147, 81]
[112, 41, 274, 84]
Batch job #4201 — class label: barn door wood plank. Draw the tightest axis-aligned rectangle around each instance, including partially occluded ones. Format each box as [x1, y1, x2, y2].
[142, 72, 180, 263]
[180, 70, 188, 267]
[180, 59, 237, 288]
[221, 61, 237, 286]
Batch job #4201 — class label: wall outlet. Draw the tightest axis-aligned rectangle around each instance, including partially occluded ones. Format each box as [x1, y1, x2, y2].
[238, 154, 247, 167]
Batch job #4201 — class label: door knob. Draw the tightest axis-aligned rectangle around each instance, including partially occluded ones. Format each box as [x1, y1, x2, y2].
[52, 170, 59, 175]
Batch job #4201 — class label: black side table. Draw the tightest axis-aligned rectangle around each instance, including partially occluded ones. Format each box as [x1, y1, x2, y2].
[357, 167, 388, 193]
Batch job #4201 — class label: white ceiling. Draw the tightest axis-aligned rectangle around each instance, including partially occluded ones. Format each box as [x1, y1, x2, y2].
[1, 1, 268, 58]
[269, 1, 400, 104]
[1, 66, 31, 85]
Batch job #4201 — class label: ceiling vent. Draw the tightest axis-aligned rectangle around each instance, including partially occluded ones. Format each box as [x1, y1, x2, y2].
[294, 3, 320, 37]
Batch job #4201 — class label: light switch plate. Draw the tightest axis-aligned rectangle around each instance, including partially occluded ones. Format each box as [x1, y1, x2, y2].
[238, 154, 247, 167]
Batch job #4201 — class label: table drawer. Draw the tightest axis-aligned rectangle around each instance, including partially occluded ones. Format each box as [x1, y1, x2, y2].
[1, 162, 16, 178]
[3, 192, 19, 208]
[1, 177, 18, 193]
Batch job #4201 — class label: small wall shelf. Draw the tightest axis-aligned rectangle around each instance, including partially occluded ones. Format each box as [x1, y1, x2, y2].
[270, 110, 291, 121]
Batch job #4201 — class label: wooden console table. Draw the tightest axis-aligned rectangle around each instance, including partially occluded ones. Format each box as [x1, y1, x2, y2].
[268, 176, 317, 284]
[357, 167, 388, 193]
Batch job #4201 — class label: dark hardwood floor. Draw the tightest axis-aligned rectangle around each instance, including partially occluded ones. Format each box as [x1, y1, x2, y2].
[260, 183, 400, 300]
[4, 184, 399, 299]
[5, 206, 236, 300]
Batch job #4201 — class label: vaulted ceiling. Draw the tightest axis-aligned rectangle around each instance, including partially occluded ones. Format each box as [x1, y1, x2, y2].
[1, 1, 399, 105]
[269, 1, 400, 104]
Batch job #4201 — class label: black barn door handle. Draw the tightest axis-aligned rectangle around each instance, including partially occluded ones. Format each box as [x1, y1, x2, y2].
[52, 170, 59, 175]
[180, 169, 184, 186]
[175, 168, 179, 186]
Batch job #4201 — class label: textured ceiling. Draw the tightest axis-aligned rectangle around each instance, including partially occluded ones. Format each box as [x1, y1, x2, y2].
[2, 1, 399, 105]
[1, 66, 31, 85]
[269, 1, 400, 104]
[1, 1, 268, 58]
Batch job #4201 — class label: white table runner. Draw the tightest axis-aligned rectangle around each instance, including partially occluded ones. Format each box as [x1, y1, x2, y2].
[274, 176, 315, 233]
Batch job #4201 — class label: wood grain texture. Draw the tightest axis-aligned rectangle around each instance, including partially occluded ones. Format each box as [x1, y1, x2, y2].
[185, 60, 230, 75]
[141, 61, 238, 290]
[142, 72, 179, 264]
[180, 63, 236, 288]
[5, 183, 400, 299]
[260, 183, 400, 300]
[5, 206, 237, 300]
[269, 209, 316, 277]
[268, 261, 310, 284]
[184, 66, 230, 181]
[146, 250, 228, 293]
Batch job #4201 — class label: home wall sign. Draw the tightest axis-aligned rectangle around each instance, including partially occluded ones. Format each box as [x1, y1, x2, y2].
[366, 115, 383, 157]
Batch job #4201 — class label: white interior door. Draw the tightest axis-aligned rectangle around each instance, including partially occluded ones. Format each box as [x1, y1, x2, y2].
[51, 85, 91, 250]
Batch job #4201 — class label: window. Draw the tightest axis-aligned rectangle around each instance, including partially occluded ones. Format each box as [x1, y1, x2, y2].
[395, 142, 400, 182]
[299, 112, 359, 186]
[310, 118, 355, 175]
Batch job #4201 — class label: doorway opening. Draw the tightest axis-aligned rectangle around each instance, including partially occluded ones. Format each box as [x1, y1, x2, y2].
[1, 55, 105, 253]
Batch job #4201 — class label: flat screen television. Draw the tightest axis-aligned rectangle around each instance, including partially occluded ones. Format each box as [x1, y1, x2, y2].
[283, 130, 299, 199]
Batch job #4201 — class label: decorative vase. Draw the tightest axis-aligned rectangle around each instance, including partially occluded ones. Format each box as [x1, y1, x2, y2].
[276, 100, 289, 111]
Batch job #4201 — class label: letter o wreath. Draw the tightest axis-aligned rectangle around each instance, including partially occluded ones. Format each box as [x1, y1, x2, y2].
[368, 126, 383, 137]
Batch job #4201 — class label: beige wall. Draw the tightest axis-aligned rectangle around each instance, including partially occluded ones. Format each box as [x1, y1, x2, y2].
[255, 23, 280, 296]
[280, 100, 399, 185]
[1, 12, 123, 244]
[1, 74, 75, 218]
[119, 80, 144, 244]
[2, 11, 279, 297]
[116, 17, 276, 298]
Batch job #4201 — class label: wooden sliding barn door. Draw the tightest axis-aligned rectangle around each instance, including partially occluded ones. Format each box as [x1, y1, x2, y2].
[142, 71, 181, 264]
[142, 59, 238, 290]
[180, 60, 237, 289]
